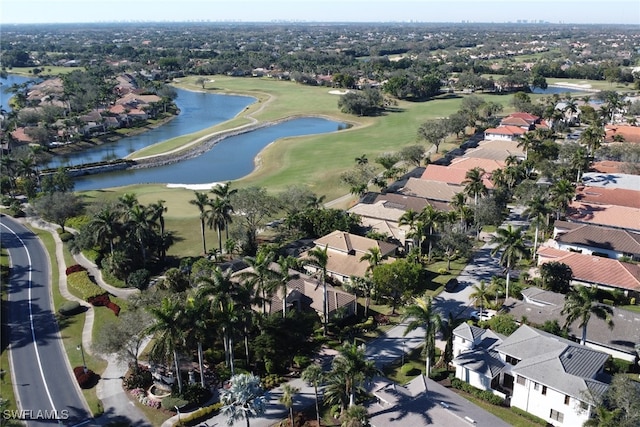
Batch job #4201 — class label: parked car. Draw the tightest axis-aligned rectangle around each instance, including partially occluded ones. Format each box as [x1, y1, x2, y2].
[444, 278, 459, 292]
[470, 309, 497, 321]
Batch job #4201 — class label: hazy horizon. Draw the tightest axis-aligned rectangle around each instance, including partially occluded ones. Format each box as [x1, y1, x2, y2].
[2, 0, 639, 25]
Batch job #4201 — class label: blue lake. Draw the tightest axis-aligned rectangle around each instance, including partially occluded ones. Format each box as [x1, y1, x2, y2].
[73, 117, 347, 191]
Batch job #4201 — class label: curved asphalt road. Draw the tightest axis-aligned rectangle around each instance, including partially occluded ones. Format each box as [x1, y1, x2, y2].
[1, 215, 91, 426]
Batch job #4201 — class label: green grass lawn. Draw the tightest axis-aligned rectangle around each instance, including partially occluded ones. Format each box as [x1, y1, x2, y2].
[7, 66, 86, 76]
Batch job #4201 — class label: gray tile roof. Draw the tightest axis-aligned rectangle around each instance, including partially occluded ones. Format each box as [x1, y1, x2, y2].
[455, 349, 505, 378]
[555, 222, 640, 256]
[496, 325, 610, 400]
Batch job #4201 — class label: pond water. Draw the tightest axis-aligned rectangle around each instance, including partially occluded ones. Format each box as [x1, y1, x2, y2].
[530, 85, 593, 95]
[73, 117, 347, 191]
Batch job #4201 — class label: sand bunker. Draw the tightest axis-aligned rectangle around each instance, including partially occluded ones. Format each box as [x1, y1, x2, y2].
[166, 182, 223, 190]
[328, 89, 353, 95]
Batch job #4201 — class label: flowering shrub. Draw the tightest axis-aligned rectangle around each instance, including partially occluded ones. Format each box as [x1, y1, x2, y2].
[129, 388, 160, 409]
[73, 366, 99, 389]
[87, 293, 120, 316]
[66, 264, 87, 276]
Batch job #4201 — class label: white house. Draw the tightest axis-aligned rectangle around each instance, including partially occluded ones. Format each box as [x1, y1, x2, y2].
[453, 324, 610, 427]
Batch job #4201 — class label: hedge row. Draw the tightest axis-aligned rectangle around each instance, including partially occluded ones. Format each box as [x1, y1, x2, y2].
[88, 293, 120, 316]
[180, 402, 223, 426]
[511, 407, 549, 426]
[65, 264, 87, 276]
[67, 271, 104, 300]
[450, 377, 505, 406]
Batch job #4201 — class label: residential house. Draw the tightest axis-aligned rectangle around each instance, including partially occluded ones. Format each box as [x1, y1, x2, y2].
[502, 287, 640, 362]
[552, 220, 640, 261]
[302, 230, 398, 283]
[453, 324, 610, 427]
[574, 185, 640, 209]
[483, 125, 527, 141]
[604, 124, 640, 143]
[566, 201, 640, 232]
[397, 177, 463, 202]
[420, 157, 503, 189]
[461, 138, 525, 162]
[537, 246, 640, 296]
[581, 172, 640, 192]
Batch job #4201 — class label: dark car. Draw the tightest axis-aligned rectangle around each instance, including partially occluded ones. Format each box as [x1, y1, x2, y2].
[444, 278, 459, 292]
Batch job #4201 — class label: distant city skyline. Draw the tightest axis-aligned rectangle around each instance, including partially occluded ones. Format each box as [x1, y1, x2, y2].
[2, 0, 639, 25]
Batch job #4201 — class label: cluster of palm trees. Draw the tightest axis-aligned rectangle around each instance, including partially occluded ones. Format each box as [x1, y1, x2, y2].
[76, 193, 172, 282]
[189, 182, 237, 255]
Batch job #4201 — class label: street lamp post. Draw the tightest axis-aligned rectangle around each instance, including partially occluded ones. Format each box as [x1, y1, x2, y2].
[76, 344, 87, 373]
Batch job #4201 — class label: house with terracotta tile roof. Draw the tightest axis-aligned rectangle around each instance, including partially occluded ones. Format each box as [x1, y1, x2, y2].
[234, 264, 356, 319]
[302, 230, 398, 283]
[397, 177, 463, 202]
[461, 139, 525, 162]
[421, 157, 503, 188]
[575, 185, 640, 209]
[590, 161, 626, 174]
[604, 124, 640, 143]
[483, 125, 527, 141]
[566, 201, 640, 232]
[537, 246, 640, 295]
[452, 323, 610, 427]
[552, 220, 640, 261]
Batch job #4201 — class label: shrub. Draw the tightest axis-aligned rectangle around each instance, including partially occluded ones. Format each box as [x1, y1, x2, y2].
[128, 269, 151, 290]
[59, 231, 73, 242]
[608, 358, 633, 374]
[511, 407, 549, 426]
[67, 271, 104, 300]
[65, 264, 86, 276]
[450, 378, 504, 406]
[73, 366, 99, 389]
[180, 402, 223, 426]
[123, 365, 152, 390]
[161, 396, 188, 411]
[262, 374, 284, 389]
[129, 388, 161, 409]
[181, 383, 210, 405]
[58, 300, 82, 316]
[87, 293, 120, 316]
[293, 355, 311, 369]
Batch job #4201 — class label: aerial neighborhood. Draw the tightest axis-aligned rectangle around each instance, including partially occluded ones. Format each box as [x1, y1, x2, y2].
[1, 17, 640, 427]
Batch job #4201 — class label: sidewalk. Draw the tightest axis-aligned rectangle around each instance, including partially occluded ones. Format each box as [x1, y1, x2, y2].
[22, 214, 151, 426]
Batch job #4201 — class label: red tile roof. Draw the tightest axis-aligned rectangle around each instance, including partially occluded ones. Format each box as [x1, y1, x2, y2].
[567, 202, 640, 231]
[484, 125, 527, 137]
[575, 186, 640, 209]
[605, 125, 640, 143]
[537, 246, 640, 291]
[590, 161, 626, 174]
[420, 157, 503, 188]
[508, 112, 540, 123]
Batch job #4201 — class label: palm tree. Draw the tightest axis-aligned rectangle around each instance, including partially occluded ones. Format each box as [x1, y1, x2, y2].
[561, 286, 614, 346]
[184, 294, 209, 388]
[398, 209, 420, 250]
[354, 154, 368, 165]
[331, 342, 379, 408]
[516, 132, 538, 160]
[469, 280, 491, 315]
[302, 363, 325, 427]
[221, 373, 266, 427]
[580, 124, 606, 157]
[207, 197, 228, 252]
[126, 203, 154, 267]
[239, 249, 278, 315]
[190, 191, 210, 254]
[148, 199, 168, 261]
[418, 205, 444, 261]
[359, 246, 384, 274]
[280, 384, 299, 427]
[523, 194, 551, 255]
[350, 276, 374, 318]
[146, 297, 185, 394]
[489, 225, 528, 300]
[488, 276, 506, 305]
[90, 205, 121, 255]
[276, 256, 299, 318]
[463, 167, 488, 206]
[549, 179, 576, 220]
[211, 182, 236, 240]
[341, 405, 369, 427]
[306, 245, 329, 335]
[402, 295, 442, 380]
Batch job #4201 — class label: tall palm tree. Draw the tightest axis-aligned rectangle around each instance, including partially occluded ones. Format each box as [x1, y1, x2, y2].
[331, 342, 379, 408]
[403, 295, 442, 380]
[418, 205, 444, 261]
[306, 245, 329, 335]
[279, 384, 299, 427]
[90, 205, 120, 255]
[189, 191, 210, 254]
[302, 363, 325, 427]
[488, 276, 506, 305]
[239, 249, 278, 315]
[523, 194, 551, 255]
[207, 197, 228, 252]
[220, 373, 266, 427]
[359, 246, 384, 274]
[126, 203, 154, 267]
[580, 124, 606, 157]
[516, 132, 538, 160]
[549, 179, 576, 220]
[398, 209, 420, 251]
[275, 256, 299, 318]
[211, 182, 236, 240]
[489, 225, 528, 300]
[463, 167, 488, 206]
[469, 280, 491, 315]
[148, 199, 168, 261]
[561, 286, 614, 346]
[184, 294, 209, 388]
[146, 297, 185, 394]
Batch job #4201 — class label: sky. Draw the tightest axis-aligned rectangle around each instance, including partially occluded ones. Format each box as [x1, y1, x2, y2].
[1, 0, 639, 25]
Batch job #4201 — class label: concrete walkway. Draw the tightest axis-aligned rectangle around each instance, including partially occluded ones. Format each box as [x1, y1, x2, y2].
[21, 214, 151, 426]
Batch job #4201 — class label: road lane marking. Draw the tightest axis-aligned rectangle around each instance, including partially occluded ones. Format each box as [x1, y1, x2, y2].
[1, 223, 58, 413]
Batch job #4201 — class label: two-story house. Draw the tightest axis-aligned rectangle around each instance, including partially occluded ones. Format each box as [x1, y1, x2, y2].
[453, 324, 610, 427]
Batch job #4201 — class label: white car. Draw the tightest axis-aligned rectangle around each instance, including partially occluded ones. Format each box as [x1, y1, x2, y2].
[470, 309, 497, 321]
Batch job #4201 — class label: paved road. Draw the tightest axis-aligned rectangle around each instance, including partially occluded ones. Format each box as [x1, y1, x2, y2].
[1, 215, 92, 426]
